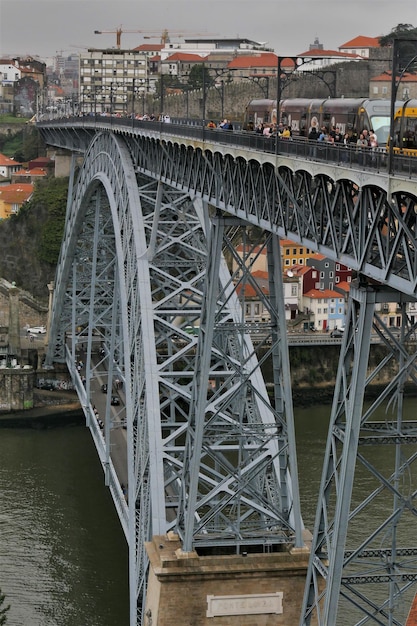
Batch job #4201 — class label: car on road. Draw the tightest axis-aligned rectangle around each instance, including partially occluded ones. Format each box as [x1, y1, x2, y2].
[101, 383, 108, 393]
[111, 395, 120, 406]
[27, 325, 46, 334]
[330, 328, 343, 338]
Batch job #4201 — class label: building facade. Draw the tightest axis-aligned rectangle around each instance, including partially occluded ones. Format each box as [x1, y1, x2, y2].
[78, 48, 148, 115]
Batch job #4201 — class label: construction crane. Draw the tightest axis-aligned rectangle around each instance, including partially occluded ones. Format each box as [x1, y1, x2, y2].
[94, 27, 216, 49]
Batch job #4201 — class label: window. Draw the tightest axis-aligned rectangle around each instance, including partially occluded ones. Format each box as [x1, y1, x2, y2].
[292, 248, 297, 255]
[329, 271, 333, 278]
[285, 259, 290, 266]
[298, 259, 304, 264]
[254, 304, 260, 315]
[372, 86, 378, 95]
[335, 276, 340, 283]
[285, 249, 290, 255]
[245, 304, 251, 315]
[291, 285, 297, 296]
[382, 86, 388, 95]
[320, 271, 324, 278]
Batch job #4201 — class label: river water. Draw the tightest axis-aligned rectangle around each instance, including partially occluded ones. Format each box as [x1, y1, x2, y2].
[0, 398, 415, 625]
[0, 426, 129, 626]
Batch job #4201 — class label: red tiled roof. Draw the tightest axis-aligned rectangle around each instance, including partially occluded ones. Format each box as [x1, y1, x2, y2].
[252, 270, 269, 279]
[298, 48, 362, 59]
[339, 35, 380, 49]
[0, 183, 33, 204]
[166, 52, 208, 62]
[134, 43, 164, 52]
[13, 167, 47, 177]
[0, 153, 21, 167]
[336, 280, 351, 290]
[228, 53, 278, 69]
[304, 288, 344, 299]
[309, 252, 326, 261]
[371, 71, 417, 82]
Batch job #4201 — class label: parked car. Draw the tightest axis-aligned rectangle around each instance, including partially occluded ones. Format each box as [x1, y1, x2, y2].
[330, 328, 343, 338]
[27, 325, 46, 334]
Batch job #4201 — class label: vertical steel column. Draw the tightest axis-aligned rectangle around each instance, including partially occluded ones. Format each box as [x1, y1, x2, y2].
[301, 281, 376, 625]
[182, 212, 225, 553]
[267, 234, 303, 548]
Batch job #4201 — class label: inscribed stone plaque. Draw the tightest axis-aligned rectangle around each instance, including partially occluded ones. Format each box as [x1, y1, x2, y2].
[206, 592, 283, 617]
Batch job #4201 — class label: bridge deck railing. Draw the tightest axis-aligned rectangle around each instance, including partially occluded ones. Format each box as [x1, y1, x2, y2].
[38, 115, 417, 179]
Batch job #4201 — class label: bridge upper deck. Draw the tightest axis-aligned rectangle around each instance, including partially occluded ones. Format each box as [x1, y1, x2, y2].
[37, 116, 417, 297]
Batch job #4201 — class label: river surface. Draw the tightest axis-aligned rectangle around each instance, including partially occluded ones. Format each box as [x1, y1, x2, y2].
[0, 398, 415, 625]
[0, 426, 129, 626]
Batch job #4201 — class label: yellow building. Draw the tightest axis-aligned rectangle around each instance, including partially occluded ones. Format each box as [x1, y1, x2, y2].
[0, 183, 33, 219]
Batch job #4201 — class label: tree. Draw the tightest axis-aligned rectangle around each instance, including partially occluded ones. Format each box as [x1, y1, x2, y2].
[187, 64, 214, 90]
[379, 24, 417, 74]
[0, 588, 10, 625]
[379, 23, 417, 47]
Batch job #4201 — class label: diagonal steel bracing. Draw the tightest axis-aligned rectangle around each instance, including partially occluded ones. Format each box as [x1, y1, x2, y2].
[39, 123, 417, 625]
[301, 281, 417, 626]
[45, 132, 302, 625]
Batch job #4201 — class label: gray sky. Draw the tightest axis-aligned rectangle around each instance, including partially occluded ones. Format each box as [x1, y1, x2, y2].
[1, 0, 416, 60]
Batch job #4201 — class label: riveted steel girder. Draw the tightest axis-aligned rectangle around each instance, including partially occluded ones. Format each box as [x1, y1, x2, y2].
[301, 281, 417, 626]
[38, 121, 417, 626]
[45, 131, 302, 625]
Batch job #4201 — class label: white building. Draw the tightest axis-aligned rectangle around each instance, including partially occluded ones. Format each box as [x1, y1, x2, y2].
[0, 61, 21, 85]
[78, 48, 148, 115]
[301, 288, 346, 331]
[160, 38, 273, 61]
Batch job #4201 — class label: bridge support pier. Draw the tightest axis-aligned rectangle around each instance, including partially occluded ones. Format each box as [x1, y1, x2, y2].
[145, 533, 312, 626]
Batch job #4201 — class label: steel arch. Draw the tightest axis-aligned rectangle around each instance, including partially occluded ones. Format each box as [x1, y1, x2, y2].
[45, 131, 302, 624]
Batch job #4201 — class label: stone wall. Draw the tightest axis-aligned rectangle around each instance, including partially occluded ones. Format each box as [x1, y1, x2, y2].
[158, 58, 393, 123]
[145, 533, 313, 626]
[0, 366, 34, 412]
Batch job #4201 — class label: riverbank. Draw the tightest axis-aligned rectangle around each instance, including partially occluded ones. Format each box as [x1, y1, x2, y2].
[1, 382, 416, 427]
[0, 389, 84, 428]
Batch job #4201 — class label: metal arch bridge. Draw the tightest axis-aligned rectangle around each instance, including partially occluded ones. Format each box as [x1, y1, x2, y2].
[38, 118, 417, 626]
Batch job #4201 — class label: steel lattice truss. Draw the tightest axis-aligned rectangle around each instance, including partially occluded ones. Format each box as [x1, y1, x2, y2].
[45, 132, 302, 624]
[39, 123, 417, 626]
[301, 284, 417, 626]
[129, 137, 417, 295]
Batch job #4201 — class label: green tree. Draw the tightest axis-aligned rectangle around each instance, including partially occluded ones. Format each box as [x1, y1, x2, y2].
[379, 24, 417, 73]
[379, 23, 417, 46]
[0, 587, 10, 625]
[187, 64, 214, 90]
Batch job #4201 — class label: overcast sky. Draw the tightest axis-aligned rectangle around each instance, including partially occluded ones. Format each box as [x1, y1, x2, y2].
[1, 0, 416, 60]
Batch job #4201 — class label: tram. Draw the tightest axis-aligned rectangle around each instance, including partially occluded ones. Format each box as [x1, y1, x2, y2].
[392, 99, 417, 155]
[243, 98, 397, 147]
